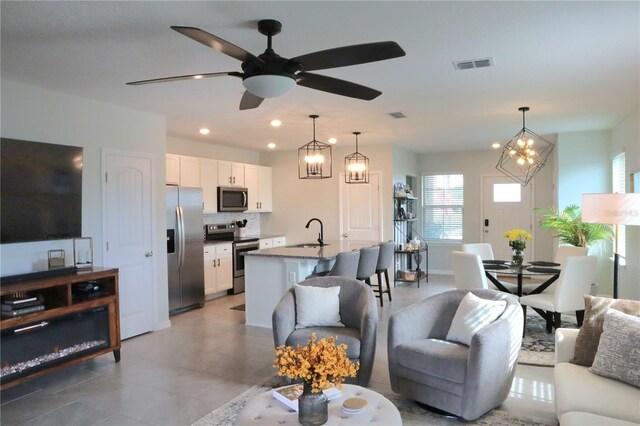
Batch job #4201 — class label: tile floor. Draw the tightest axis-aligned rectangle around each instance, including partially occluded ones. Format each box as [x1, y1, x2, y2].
[0, 275, 557, 425]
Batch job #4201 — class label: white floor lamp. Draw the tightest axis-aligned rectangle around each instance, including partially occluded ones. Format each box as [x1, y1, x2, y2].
[582, 193, 640, 298]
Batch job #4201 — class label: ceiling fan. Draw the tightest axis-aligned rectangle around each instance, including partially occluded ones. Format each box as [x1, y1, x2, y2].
[126, 19, 406, 110]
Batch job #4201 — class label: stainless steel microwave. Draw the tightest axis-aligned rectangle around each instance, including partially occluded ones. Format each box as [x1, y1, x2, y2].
[217, 186, 248, 212]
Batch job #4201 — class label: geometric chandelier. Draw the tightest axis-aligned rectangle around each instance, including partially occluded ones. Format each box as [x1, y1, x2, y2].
[345, 131, 369, 184]
[298, 114, 332, 179]
[496, 106, 555, 187]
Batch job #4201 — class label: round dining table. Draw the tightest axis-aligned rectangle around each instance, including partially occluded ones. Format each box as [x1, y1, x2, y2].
[482, 260, 561, 297]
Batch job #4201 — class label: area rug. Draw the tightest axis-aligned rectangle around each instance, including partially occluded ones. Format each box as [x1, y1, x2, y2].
[230, 304, 246, 311]
[192, 377, 554, 426]
[518, 313, 578, 367]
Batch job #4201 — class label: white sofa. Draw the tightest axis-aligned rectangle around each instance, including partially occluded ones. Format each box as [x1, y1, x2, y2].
[554, 328, 640, 425]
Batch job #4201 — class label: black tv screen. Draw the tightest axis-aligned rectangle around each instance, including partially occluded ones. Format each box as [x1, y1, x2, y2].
[1, 138, 83, 244]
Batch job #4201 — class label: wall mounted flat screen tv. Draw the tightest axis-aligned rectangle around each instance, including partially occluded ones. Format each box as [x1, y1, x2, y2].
[1, 138, 83, 244]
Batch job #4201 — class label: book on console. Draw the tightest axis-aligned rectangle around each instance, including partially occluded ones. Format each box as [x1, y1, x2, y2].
[1, 299, 43, 311]
[2, 295, 39, 305]
[272, 384, 341, 411]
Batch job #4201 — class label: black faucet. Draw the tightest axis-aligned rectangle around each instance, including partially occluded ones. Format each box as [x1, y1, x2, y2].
[305, 218, 325, 246]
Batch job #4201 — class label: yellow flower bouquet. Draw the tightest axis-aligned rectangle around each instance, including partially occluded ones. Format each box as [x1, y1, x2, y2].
[273, 332, 359, 393]
[503, 228, 532, 265]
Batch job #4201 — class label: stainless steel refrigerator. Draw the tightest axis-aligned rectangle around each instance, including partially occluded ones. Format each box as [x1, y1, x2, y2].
[166, 186, 204, 315]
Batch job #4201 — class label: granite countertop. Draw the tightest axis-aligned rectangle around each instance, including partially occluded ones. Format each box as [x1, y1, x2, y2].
[243, 240, 380, 260]
[258, 234, 285, 239]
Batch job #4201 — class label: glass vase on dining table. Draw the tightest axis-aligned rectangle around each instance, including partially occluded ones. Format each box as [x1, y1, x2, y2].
[511, 249, 524, 266]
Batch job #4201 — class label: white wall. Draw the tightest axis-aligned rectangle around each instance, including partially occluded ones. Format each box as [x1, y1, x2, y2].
[166, 136, 260, 164]
[417, 148, 556, 272]
[260, 144, 393, 244]
[611, 108, 640, 300]
[557, 130, 611, 209]
[0, 80, 170, 329]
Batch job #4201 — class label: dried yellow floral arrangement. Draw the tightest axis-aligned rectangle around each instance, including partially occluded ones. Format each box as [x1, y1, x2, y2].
[273, 332, 359, 393]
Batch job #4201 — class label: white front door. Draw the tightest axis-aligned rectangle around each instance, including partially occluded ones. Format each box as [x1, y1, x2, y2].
[482, 176, 533, 261]
[103, 151, 154, 339]
[339, 172, 382, 243]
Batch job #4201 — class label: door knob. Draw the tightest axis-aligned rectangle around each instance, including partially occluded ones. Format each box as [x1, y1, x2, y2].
[145, 251, 153, 257]
[342, 233, 348, 237]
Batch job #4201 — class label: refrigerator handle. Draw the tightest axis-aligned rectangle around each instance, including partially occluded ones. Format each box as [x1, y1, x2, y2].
[177, 206, 186, 269]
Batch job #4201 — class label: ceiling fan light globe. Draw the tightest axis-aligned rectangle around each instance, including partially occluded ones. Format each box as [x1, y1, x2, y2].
[243, 75, 296, 98]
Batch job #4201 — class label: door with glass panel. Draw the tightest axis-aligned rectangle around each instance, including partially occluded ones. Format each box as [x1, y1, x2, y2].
[482, 176, 533, 261]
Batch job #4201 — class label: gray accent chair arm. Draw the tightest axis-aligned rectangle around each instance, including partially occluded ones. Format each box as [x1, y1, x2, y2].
[272, 290, 296, 348]
[353, 282, 378, 387]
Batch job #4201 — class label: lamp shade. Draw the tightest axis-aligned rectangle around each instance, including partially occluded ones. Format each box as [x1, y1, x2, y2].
[582, 193, 640, 225]
[243, 75, 296, 98]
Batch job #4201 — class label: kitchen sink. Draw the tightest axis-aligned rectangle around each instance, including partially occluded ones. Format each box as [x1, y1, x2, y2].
[288, 243, 330, 248]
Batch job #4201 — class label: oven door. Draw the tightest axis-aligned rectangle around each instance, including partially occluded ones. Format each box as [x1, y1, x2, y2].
[233, 241, 259, 278]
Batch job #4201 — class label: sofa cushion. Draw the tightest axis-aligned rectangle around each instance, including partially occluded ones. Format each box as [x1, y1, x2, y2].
[555, 362, 640, 423]
[294, 284, 344, 329]
[286, 326, 360, 359]
[446, 292, 506, 346]
[397, 338, 469, 383]
[572, 295, 640, 366]
[560, 412, 639, 426]
[590, 309, 640, 388]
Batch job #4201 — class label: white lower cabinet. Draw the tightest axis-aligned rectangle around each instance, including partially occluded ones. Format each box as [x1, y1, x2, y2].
[273, 237, 286, 247]
[204, 243, 233, 296]
[259, 236, 286, 249]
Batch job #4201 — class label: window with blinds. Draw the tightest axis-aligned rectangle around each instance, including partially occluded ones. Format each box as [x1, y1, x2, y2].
[422, 174, 463, 240]
[612, 153, 626, 258]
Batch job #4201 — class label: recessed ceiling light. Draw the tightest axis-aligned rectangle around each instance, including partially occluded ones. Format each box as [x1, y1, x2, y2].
[328, 137, 337, 144]
[199, 128, 210, 135]
[267, 142, 276, 149]
[270, 119, 282, 127]
[492, 142, 501, 149]
[193, 75, 203, 80]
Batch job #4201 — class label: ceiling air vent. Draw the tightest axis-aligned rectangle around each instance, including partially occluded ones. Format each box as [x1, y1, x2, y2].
[389, 112, 406, 119]
[453, 57, 495, 70]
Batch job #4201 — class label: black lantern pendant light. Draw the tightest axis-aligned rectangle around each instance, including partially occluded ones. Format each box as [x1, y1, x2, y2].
[345, 131, 369, 184]
[496, 107, 555, 186]
[298, 115, 332, 179]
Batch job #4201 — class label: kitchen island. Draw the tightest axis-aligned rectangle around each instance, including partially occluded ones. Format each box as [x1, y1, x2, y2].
[243, 240, 379, 328]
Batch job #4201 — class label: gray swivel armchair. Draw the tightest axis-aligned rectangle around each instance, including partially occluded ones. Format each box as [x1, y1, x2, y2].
[388, 289, 523, 420]
[272, 276, 378, 386]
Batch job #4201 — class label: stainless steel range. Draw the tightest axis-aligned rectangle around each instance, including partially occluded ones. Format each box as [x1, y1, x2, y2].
[204, 223, 259, 295]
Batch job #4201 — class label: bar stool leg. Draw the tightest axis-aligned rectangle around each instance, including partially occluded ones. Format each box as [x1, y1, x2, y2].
[384, 269, 392, 301]
[375, 271, 384, 307]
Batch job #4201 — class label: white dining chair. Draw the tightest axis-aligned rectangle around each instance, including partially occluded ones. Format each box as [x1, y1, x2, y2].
[555, 245, 588, 267]
[519, 256, 597, 334]
[461, 243, 520, 293]
[451, 251, 489, 289]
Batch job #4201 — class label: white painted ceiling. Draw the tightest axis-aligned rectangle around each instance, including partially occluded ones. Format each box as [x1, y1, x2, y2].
[2, 1, 638, 153]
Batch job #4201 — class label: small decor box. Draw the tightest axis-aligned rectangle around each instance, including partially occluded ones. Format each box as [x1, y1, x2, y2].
[272, 384, 341, 411]
[399, 270, 417, 281]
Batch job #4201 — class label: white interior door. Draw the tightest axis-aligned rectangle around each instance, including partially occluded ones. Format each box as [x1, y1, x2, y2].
[104, 151, 154, 339]
[339, 172, 382, 243]
[482, 176, 533, 261]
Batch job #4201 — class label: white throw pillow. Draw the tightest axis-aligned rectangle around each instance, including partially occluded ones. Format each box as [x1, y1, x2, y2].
[294, 284, 345, 329]
[446, 292, 507, 346]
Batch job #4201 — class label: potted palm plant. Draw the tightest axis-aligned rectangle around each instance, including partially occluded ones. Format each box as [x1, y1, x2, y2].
[535, 204, 614, 247]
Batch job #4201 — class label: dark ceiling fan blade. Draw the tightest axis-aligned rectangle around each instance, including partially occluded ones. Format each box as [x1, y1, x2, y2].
[290, 41, 405, 72]
[296, 72, 382, 100]
[126, 71, 242, 86]
[171, 26, 264, 64]
[239, 90, 265, 110]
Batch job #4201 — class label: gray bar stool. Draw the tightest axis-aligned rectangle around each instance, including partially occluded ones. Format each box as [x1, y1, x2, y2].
[327, 250, 360, 279]
[356, 245, 381, 298]
[374, 241, 394, 306]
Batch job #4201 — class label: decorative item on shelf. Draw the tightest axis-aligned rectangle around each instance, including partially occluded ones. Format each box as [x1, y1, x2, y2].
[299, 115, 332, 179]
[73, 237, 93, 269]
[503, 229, 531, 266]
[47, 249, 66, 269]
[582, 193, 640, 298]
[496, 107, 555, 187]
[274, 332, 359, 426]
[345, 132, 369, 184]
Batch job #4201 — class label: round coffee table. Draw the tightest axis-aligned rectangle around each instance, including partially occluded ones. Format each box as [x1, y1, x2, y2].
[235, 384, 402, 425]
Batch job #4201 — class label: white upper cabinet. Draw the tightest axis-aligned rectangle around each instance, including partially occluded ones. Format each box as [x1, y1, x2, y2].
[200, 158, 218, 213]
[245, 165, 272, 212]
[166, 154, 180, 185]
[218, 161, 244, 187]
[179, 156, 201, 187]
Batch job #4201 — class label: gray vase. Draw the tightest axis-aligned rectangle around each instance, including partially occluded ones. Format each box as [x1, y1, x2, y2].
[298, 381, 328, 426]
